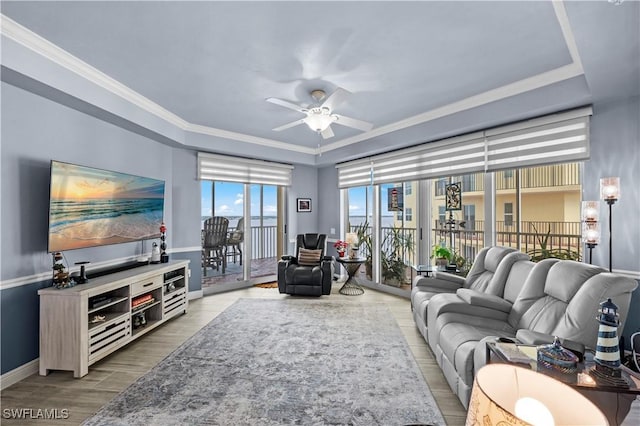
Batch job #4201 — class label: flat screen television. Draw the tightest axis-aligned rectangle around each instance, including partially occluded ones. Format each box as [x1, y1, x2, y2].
[48, 160, 165, 253]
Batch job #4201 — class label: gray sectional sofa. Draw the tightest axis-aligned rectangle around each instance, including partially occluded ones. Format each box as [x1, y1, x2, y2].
[411, 247, 638, 410]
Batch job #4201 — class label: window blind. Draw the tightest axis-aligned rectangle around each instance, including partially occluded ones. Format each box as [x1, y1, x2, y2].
[197, 153, 293, 186]
[371, 133, 486, 186]
[336, 107, 591, 188]
[485, 110, 590, 172]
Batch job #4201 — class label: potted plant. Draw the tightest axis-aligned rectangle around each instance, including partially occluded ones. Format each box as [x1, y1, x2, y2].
[353, 221, 373, 277]
[333, 240, 349, 258]
[380, 226, 414, 286]
[352, 221, 415, 286]
[431, 242, 452, 271]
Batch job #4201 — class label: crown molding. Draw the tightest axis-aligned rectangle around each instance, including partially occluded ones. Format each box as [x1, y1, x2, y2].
[1, 1, 585, 159]
[0, 14, 189, 130]
[186, 123, 316, 155]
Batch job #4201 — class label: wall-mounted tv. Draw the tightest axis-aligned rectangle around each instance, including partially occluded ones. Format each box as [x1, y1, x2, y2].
[48, 161, 165, 253]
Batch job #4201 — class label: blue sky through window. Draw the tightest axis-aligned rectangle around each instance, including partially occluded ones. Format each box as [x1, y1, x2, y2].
[201, 181, 277, 219]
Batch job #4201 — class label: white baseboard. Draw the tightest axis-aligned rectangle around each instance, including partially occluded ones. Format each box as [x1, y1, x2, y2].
[188, 289, 203, 300]
[1, 358, 39, 390]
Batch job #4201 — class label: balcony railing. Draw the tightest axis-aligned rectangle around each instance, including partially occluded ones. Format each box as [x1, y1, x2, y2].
[250, 225, 277, 259]
[434, 220, 582, 262]
[434, 163, 581, 195]
[348, 225, 418, 267]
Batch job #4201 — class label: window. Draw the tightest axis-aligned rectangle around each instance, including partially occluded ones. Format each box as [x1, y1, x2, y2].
[405, 182, 412, 195]
[504, 203, 513, 227]
[463, 205, 475, 230]
[406, 207, 413, 222]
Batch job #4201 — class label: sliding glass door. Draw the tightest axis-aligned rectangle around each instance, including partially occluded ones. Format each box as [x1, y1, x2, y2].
[201, 181, 283, 293]
[249, 184, 279, 280]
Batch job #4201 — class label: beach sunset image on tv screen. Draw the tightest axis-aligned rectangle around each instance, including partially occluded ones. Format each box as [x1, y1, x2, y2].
[48, 161, 165, 252]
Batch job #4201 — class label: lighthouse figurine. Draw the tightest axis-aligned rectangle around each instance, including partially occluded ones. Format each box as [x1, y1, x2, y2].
[594, 298, 622, 378]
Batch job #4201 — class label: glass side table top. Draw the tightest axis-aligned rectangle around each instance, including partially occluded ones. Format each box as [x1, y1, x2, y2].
[486, 341, 640, 394]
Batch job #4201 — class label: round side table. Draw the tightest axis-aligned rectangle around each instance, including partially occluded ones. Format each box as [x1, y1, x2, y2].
[336, 257, 366, 296]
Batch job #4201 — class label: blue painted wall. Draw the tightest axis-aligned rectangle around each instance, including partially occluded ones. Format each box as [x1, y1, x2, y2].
[0, 82, 176, 374]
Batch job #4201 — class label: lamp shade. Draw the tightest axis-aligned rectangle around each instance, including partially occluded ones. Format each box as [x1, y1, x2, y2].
[304, 113, 334, 132]
[466, 364, 608, 426]
[345, 232, 358, 247]
[581, 201, 600, 222]
[600, 177, 620, 202]
[582, 221, 601, 244]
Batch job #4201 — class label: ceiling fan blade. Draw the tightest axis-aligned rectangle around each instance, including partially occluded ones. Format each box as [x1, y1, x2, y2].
[321, 87, 350, 110]
[266, 97, 306, 113]
[272, 119, 305, 132]
[320, 126, 335, 139]
[333, 114, 373, 132]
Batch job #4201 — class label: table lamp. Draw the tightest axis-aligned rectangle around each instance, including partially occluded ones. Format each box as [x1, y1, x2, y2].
[345, 232, 359, 259]
[466, 364, 608, 426]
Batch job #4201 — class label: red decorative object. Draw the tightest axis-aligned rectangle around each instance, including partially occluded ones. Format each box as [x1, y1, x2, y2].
[333, 240, 348, 251]
[159, 222, 169, 263]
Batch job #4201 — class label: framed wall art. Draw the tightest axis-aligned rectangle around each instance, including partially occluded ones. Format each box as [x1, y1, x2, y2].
[297, 198, 312, 212]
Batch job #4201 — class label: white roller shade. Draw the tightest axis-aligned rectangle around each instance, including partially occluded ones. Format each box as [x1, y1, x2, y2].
[336, 107, 591, 188]
[371, 133, 486, 185]
[337, 158, 372, 188]
[198, 153, 293, 186]
[337, 132, 485, 188]
[485, 109, 591, 172]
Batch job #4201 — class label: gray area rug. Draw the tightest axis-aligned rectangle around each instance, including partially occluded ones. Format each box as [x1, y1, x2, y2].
[84, 298, 445, 425]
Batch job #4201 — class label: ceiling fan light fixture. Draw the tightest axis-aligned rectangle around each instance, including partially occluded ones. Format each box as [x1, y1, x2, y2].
[305, 113, 335, 132]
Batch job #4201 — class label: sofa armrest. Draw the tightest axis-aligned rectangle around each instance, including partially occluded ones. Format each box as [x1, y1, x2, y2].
[433, 270, 466, 286]
[280, 255, 296, 262]
[456, 289, 513, 313]
[515, 329, 585, 360]
[414, 277, 463, 293]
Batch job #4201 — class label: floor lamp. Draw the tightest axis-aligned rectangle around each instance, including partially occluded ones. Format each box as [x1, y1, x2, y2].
[600, 177, 620, 272]
[581, 201, 600, 265]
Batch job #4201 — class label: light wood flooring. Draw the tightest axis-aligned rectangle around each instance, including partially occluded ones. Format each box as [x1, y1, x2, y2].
[0, 283, 466, 425]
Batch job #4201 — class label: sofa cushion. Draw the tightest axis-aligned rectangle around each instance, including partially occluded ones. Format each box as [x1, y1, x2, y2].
[465, 247, 522, 294]
[438, 320, 515, 388]
[544, 261, 604, 303]
[298, 248, 322, 266]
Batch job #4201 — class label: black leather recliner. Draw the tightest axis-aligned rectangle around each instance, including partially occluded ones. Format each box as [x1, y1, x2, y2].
[278, 233, 334, 296]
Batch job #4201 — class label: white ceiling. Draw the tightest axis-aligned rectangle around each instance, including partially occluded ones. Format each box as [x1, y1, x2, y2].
[1, 1, 638, 166]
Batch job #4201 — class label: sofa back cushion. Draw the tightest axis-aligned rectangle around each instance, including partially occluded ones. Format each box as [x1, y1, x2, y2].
[509, 260, 638, 350]
[501, 258, 535, 304]
[552, 272, 637, 349]
[514, 262, 605, 334]
[544, 261, 603, 302]
[482, 251, 532, 298]
[464, 246, 519, 294]
[507, 259, 560, 328]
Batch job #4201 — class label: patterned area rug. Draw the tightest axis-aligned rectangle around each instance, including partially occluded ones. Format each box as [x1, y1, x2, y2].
[83, 299, 445, 425]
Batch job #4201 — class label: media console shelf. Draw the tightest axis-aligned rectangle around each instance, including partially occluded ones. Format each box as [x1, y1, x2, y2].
[38, 260, 189, 378]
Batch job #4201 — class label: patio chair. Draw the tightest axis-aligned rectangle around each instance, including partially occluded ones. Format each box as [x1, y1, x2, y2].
[226, 217, 244, 265]
[202, 216, 229, 275]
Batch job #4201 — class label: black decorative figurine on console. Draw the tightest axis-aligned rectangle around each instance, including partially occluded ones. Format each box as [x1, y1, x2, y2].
[160, 222, 169, 263]
[75, 261, 90, 284]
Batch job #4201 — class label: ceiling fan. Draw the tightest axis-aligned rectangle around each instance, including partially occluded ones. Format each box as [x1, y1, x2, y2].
[266, 88, 373, 139]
